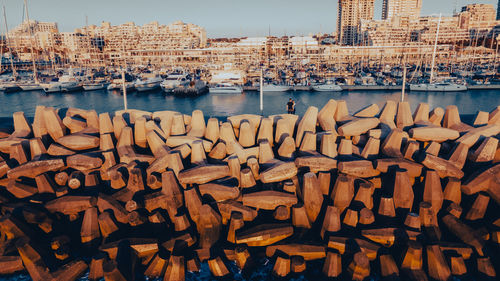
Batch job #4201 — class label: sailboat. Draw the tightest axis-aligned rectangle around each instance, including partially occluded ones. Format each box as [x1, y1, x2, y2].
[410, 14, 467, 92]
[0, 6, 20, 93]
[17, 0, 42, 91]
[81, 16, 109, 91]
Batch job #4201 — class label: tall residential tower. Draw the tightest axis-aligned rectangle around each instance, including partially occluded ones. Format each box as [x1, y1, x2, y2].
[338, 0, 375, 45]
[382, 0, 422, 21]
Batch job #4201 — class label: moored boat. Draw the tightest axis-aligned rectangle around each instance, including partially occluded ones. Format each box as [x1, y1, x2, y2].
[107, 79, 135, 92]
[208, 83, 243, 94]
[312, 80, 343, 92]
[41, 75, 82, 93]
[160, 72, 190, 92]
[134, 76, 163, 92]
[17, 81, 42, 91]
[82, 81, 110, 91]
[409, 82, 467, 92]
[261, 84, 291, 92]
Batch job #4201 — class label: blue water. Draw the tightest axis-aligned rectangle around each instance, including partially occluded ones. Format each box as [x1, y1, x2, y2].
[0, 89, 499, 118]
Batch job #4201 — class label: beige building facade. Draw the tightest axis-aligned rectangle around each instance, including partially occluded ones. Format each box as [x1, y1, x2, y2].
[338, 0, 375, 45]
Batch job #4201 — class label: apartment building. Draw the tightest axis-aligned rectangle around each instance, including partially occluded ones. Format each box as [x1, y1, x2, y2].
[459, 4, 498, 30]
[361, 4, 499, 46]
[382, 0, 422, 26]
[337, 0, 375, 45]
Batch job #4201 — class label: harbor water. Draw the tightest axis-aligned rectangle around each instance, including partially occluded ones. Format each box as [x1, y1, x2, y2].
[0, 89, 499, 119]
[0, 88, 498, 281]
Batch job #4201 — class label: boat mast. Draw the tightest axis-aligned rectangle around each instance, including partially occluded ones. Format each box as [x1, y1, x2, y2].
[3, 6, 16, 78]
[23, 0, 38, 83]
[0, 13, 3, 73]
[430, 14, 442, 84]
[121, 35, 127, 111]
[401, 63, 407, 102]
[259, 68, 263, 115]
[84, 15, 93, 81]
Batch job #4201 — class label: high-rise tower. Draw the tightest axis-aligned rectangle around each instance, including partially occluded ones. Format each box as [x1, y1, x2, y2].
[338, 0, 375, 45]
[382, 0, 422, 21]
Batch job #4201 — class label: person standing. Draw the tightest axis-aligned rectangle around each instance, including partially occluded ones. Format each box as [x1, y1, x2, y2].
[286, 98, 296, 114]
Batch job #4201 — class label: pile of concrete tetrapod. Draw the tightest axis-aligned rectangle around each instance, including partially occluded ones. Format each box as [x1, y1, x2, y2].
[0, 100, 499, 281]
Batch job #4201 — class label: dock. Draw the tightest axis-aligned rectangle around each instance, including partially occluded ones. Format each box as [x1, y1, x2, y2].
[243, 84, 500, 92]
[466, 84, 500, 90]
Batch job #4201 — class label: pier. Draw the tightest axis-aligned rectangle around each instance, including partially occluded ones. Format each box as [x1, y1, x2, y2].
[243, 84, 500, 92]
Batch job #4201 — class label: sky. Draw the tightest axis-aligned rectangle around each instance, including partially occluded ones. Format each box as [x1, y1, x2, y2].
[1, 0, 498, 37]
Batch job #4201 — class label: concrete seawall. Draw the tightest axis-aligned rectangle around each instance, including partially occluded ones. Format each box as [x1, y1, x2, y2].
[243, 84, 500, 92]
[0, 101, 499, 280]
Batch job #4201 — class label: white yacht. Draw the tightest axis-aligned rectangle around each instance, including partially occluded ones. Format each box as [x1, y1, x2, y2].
[409, 82, 467, 92]
[160, 73, 190, 92]
[312, 80, 343, 92]
[134, 76, 163, 92]
[41, 75, 82, 93]
[208, 83, 243, 94]
[261, 84, 291, 92]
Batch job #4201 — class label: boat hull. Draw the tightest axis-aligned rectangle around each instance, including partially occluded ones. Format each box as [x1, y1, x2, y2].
[209, 87, 243, 94]
[107, 84, 135, 92]
[83, 83, 109, 91]
[261, 85, 291, 92]
[161, 81, 190, 93]
[18, 84, 43, 91]
[135, 82, 161, 92]
[2, 86, 21, 93]
[42, 82, 82, 93]
[312, 85, 343, 92]
[410, 84, 467, 92]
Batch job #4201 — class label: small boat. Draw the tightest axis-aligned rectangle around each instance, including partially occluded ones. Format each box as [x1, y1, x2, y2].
[2, 84, 21, 93]
[312, 80, 343, 92]
[41, 75, 82, 93]
[261, 84, 291, 92]
[0, 80, 21, 93]
[160, 72, 190, 92]
[17, 81, 42, 91]
[134, 76, 163, 92]
[409, 82, 467, 92]
[172, 80, 208, 96]
[107, 79, 135, 92]
[82, 81, 110, 91]
[208, 83, 243, 94]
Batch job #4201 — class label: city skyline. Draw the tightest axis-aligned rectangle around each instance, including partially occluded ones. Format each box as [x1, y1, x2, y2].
[1, 0, 498, 37]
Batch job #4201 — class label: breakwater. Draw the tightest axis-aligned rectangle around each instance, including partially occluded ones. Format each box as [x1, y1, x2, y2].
[0, 101, 499, 280]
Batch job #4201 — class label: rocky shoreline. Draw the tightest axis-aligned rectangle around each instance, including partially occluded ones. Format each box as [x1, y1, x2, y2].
[0, 100, 499, 280]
